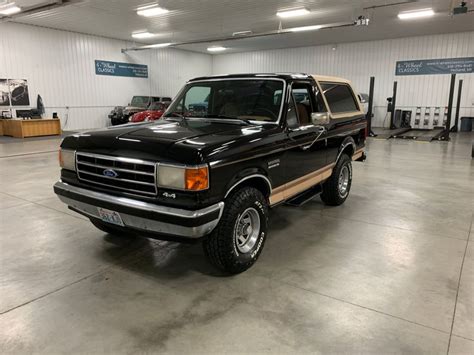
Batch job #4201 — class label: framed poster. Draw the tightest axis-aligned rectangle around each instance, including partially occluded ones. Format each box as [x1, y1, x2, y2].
[9, 79, 30, 106]
[0, 79, 10, 106]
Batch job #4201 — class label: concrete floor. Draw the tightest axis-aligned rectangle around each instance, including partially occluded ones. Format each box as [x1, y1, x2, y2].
[0, 133, 473, 354]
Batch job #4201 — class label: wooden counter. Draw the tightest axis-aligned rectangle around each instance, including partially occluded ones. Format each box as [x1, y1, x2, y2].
[1, 119, 61, 138]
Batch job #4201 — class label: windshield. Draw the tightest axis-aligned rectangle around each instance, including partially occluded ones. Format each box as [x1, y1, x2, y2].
[165, 79, 284, 122]
[149, 102, 167, 111]
[130, 96, 150, 108]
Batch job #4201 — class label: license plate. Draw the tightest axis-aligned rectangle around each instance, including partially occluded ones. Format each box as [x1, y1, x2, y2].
[97, 208, 124, 226]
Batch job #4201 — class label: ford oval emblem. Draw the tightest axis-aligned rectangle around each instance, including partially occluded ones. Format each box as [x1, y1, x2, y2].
[103, 169, 118, 178]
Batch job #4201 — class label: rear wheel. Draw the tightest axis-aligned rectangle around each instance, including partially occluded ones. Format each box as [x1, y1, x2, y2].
[203, 187, 268, 274]
[321, 154, 352, 206]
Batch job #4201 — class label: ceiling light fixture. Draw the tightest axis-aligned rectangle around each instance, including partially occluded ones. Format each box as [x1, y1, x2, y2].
[207, 46, 227, 52]
[132, 31, 155, 39]
[0, 2, 21, 16]
[137, 3, 169, 17]
[397, 8, 435, 20]
[148, 43, 172, 48]
[232, 30, 253, 36]
[288, 24, 323, 32]
[277, 7, 310, 18]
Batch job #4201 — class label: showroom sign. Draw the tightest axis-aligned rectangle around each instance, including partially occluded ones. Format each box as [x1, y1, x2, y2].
[395, 57, 474, 76]
[95, 60, 148, 78]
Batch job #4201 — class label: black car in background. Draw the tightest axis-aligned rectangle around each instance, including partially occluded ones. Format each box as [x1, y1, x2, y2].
[56, 73, 366, 274]
[109, 95, 172, 125]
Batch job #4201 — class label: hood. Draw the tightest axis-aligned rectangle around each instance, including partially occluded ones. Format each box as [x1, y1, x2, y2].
[122, 119, 246, 141]
[125, 105, 145, 110]
[124, 106, 146, 114]
[131, 111, 164, 122]
[61, 119, 260, 164]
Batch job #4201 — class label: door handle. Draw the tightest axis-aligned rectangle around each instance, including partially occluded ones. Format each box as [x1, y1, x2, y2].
[301, 126, 326, 151]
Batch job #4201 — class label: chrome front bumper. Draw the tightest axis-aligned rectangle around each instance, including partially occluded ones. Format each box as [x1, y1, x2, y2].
[53, 181, 224, 239]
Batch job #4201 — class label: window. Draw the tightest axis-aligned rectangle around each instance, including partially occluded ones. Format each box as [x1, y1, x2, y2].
[166, 80, 284, 122]
[288, 83, 319, 127]
[321, 83, 359, 113]
[130, 96, 151, 108]
[286, 96, 299, 129]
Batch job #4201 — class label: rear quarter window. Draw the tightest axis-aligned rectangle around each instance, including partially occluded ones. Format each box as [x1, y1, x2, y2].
[321, 83, 359, 114]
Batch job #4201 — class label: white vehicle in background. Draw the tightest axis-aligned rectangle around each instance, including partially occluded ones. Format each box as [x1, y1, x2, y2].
[358, 93, 370, 115]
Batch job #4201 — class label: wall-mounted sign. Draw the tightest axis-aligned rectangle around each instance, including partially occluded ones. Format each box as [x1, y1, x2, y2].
[395, 57, 474, 76]
[95, 60, 148, 78]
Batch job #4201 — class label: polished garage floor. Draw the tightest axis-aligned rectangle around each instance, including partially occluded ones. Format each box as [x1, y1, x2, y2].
[0, 133, 473, 354]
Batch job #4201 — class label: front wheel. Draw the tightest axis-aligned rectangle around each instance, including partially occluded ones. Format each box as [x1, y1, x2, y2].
[203, 187, 268, 274]
[321, 154, 352, 206]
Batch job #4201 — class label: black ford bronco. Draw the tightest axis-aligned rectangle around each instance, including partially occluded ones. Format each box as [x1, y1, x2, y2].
[55, 73, 367, 274]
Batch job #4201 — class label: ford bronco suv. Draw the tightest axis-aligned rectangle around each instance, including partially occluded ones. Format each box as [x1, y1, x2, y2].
[55, 74, 366, 274]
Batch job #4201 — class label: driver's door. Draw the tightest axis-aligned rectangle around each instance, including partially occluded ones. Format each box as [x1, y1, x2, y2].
[282, 81, 329, 196]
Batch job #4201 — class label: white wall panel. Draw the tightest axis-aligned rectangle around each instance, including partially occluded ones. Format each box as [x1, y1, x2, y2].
[0, 22, 212, 130]
[212, 32, 474, 128]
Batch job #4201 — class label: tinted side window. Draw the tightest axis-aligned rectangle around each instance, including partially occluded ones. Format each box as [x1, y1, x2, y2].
[321, 83, 358, 113]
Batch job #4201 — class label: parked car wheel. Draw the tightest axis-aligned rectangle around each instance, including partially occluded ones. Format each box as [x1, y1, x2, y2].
[321, 154, 352, 206]
[203, 187, 268, 274]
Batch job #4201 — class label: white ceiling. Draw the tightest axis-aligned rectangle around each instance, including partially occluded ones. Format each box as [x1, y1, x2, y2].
[6, 0, 474, 53]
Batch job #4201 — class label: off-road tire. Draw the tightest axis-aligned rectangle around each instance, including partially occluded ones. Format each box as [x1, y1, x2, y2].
[321, 154, 352, 206]
[203, 187, 268, 274]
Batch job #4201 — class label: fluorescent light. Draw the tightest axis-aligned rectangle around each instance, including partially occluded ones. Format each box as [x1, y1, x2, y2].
[148, 42, 172, 48]
[277, 7, 310, 18]
[137, 4, 169, 17]
[207, 46, 226, 52]
[132, 31, 155, 39]
[398, 8, 434, 20]
[288, 24, 323, 32]
[232, 30, 253, 36]
[0, 2, 21, 15]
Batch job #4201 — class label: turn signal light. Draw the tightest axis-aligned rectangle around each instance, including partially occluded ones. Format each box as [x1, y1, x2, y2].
[185, 167, 209, 191]
[59, 149, 76, 171]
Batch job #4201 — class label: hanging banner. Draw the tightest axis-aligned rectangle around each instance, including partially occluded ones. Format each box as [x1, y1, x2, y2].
[95, 60, 148, 78]
[395, 57, 474, 76]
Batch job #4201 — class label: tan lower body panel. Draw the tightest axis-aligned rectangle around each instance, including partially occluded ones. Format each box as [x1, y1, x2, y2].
[269, 164, 335, 206]
[352, 148, 365, 161]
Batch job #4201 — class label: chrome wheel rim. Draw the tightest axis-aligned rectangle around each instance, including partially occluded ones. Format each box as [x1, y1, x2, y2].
[338, 165, 350, 197]
[234, 207, 261, 253]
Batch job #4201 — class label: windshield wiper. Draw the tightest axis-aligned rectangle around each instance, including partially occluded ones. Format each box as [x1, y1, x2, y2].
[202, 114, 252, 125]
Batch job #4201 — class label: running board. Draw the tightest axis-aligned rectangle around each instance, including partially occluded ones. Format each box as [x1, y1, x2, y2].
[285, 185, 322, 207]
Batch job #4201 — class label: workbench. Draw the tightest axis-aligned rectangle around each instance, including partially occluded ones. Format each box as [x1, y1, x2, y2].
[1, 119, 61, 138]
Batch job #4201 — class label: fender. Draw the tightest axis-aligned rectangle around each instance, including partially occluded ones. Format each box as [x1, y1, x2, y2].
[224, 168, 272, 198]
[335, 137, 356, 164]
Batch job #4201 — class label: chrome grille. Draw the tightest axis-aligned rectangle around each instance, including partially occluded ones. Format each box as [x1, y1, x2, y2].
[76, 152, 157, 196]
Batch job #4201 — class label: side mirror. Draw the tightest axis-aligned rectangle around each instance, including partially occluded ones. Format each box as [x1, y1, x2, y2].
[311, 112, 329, 125]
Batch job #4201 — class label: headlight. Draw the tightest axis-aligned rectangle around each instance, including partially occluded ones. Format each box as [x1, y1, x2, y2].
[59, 149, 76, 171]
[156, 164, 209, 191]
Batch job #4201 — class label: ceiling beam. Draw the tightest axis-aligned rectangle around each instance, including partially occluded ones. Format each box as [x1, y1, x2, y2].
[0, 0, 83, 22]
[121, 21, 362, 53]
